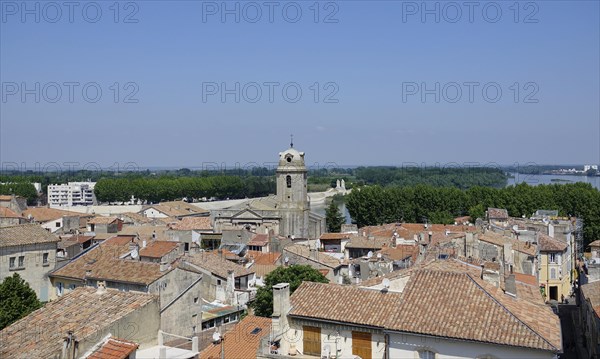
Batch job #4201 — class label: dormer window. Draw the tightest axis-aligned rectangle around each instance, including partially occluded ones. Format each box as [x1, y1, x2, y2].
[286, 155, 293, 163]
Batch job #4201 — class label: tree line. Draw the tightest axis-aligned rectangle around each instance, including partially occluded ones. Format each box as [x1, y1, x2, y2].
[352, 166, 507, 189]
[346, 182, 600, 246]
[0, 182, 38, 205]
[94, 176, 275, 203]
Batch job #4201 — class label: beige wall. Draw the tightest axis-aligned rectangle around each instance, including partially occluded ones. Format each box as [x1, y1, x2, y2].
[150, 267, 203, 337]
[539, 251, 570, 301]
[76, 296, 160, 356]
[48, 277, 84, 301]
[1, 242, 58, 301]
[279, 320, 386, 359]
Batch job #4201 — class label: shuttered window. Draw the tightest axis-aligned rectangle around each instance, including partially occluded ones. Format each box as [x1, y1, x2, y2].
[352, 331, 372, 359]
[303, 326, 321, 356]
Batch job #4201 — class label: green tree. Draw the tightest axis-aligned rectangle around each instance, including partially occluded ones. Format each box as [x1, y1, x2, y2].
[251, 265, 328, 317]
[325, 202, 345, 233]
[0, 273, 42, 330]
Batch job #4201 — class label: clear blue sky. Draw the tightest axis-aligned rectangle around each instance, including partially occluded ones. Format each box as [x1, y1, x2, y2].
[1, 0, 599, 169]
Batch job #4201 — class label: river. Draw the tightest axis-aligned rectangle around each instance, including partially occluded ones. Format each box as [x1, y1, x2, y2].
[507, 172, 600, 190]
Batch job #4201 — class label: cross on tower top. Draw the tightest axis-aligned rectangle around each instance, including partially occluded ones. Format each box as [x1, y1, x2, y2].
[290, 134, 294, 148]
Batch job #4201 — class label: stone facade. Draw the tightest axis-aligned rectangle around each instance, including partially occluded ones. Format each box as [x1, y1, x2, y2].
[211, 146, 326, 239]
[1, 241, 58, 302]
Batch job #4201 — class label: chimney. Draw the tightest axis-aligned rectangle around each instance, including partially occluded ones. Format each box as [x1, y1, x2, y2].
[272, 283, 290, 339]
[309, 246, 318, 261]
[273, 283, 290, 316]
[226, 270, 236, 305]
[160, 261, 169, 272]
[96, 281, 107, 295]
[62, 331, 78, 359]
[505, 273, 517, 297]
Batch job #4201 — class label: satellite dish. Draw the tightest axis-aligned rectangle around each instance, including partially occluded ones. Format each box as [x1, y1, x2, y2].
[382, 278, 390, 288]
[376, 253, 382, 259]
[367, 251, 373, 258]
[212, 332, 221, 342]
[512, 225, 518, 231]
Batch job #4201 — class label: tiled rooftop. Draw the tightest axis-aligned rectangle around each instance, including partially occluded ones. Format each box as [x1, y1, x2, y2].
[144, 201, 207, 218]
[386, 270, 561, 352]
[345, 236, 390, 249]
[183, 251, 254, 278]
[86, 337, 139, 359]
[0, 207, 23, 218]
[319, 232, 352, 240]
[0, 287, 157, 359]
[139, 240, 179, 258]
[283, 244, 343, 268]
[200, 315, 271, 359]
[247, 233, 269, 246]
[581, 281, 600, 318]
[488, 207, 509, 220]
[51, 237, 169, 285]
[88, 216, 119, 224]
[0, 223, 60, 248]
[538, 233, 568, 252]
[290, 281, 402, 328]
[22, 207, 86, 222]
[168, 216, 213, 231]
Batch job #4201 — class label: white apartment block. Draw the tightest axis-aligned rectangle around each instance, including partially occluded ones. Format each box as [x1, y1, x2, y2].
[48, 182, 96, 208]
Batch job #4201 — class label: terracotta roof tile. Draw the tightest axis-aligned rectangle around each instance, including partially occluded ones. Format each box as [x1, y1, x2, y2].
[290, 282, 402, 328]
[0, 287, 156, 359]
[247, 233, 269, 246]
[514, 272, 539, 287]
[320, 233, 352, 240]
[87, 337, 139, 359]
[0, 223, 60, 247]
[589, 240, 600, 248]
[0, 207, 23, 218]
[51, 236, 169, 285]
[168, 216, 212, 231]
[386, 270, 561, 352]
[283, 244, 342, 268]
[248, 251, 281, 265]
[139, 241, 179, 258]
[22, 207, 85, 222]
[345, 236, 390, 250]
[488, 208, 509, 220]
[581, 281, 600, 318]
[143, 201, 207, 218]
[538, 233, 568, 252]
[377, 244, 419, 263]
[88, 216, 119, 225]
[200, 315, 271, 359]
[184, 252, 254, 278]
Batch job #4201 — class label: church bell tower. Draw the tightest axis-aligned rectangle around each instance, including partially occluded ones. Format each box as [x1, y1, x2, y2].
[276, 138, 309, 238]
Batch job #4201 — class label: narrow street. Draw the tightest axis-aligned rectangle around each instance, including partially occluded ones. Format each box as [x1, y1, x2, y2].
[558, 302, 578, 359]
